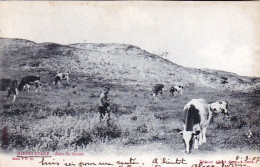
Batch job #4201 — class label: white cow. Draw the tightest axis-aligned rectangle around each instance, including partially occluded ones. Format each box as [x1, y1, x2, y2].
[177, 99, 230, 153]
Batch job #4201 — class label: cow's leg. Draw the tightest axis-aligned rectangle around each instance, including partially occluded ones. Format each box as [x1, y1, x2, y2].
[35, 83, 38, 93]
[152, 93, 157, 98]
[39, 85, 42, 92]
[15, 88, 18, 96]
[193, 124, 201, 147]
[38, 84, 42, 92]
[13, 88, 18, 99]
[27, 84, 30, 92]
[12, 89, 17, 102]
[199, 131, 203, 145]
[67, 78, 69, 84]
[4, 90, 11, 102]
[35, 82, 40, 93]
[194, 135, 199, 150]
[13, 95, 16, 102]
[209, 110, 214, 123]
[202, 127, 207, 143]
[13, 94, 16, 102]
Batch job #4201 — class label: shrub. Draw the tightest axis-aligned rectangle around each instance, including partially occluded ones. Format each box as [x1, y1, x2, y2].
[245, 110, 260, 127]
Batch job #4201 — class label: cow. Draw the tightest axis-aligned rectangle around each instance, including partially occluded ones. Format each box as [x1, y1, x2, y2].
[0, 78, 18, 102]
[209, 100, 229, 122]
[18, 76, 42, 93]
[151, 84, 164, 97]
[55, 73, 69, 85]
[177, 99, 230, 153]
[170, 85, 184, 96]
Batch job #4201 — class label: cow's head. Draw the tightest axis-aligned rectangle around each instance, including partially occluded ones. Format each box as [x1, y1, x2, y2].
[210, 101, 230, 119]
[177, 85, 183, 89]
[177, 129, 200, 154]
[35, 81, 42, 92]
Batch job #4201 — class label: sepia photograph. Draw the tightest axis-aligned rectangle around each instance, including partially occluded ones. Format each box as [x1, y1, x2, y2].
[0, 1, 259, 167]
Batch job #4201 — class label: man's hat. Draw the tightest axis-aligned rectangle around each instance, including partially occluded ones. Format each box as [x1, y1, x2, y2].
[103, 86, 110, 91]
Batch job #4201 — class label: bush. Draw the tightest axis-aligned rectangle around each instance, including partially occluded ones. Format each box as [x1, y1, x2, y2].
[245, 110, 260, 127]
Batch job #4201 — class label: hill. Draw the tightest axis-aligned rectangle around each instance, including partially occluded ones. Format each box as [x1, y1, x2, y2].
[1, 38, 259, 91]
[0, 38, 259, 154]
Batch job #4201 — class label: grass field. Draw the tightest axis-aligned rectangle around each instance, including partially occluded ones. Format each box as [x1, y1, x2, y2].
[0, 38, 259, 155]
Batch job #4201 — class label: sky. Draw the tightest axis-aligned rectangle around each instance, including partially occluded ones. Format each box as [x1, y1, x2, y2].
[0, 2, 259, 77]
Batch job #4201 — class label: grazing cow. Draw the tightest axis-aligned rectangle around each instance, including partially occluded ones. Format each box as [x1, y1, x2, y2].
[177, 99, 230, 153]
[0, 78, 18, 102]
[209, 100, 230, 122]
[18, 76, 42, 93]
[55, 73, 69, 85]
[151, 84, 164, 97]
[170, 85, 184, 96]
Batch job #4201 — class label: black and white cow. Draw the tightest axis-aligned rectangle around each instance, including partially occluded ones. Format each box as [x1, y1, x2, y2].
[151, 84, 164, 97]
[177, 99, 230, 153]
[209, 100, 230, 122]
[170, 85, 184, 96]
[18, 76, 42, 93]
[0, 78, 18, 102]
[55, 73, 69, 85]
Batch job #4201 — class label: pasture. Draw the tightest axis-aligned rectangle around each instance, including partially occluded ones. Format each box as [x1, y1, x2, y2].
[0, 38, 259, 155]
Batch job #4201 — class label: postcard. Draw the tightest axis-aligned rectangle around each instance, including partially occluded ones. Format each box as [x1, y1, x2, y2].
[0, 1, 259, 167]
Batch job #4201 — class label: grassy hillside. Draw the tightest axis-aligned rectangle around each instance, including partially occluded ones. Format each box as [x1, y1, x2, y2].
[0, 38, 259, 154]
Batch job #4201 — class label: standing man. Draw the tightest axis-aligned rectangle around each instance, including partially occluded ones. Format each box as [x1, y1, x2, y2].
[98, 86, 110, 121]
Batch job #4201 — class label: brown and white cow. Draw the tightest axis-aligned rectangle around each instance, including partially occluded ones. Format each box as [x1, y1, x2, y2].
[151, 84, 164, 98]
[55, 73, 69, 85]
[0, 78, 18, 102]
[170, 85, 184, 96]
[177, 99, 230, 153]
[18, 76, 42, 93]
